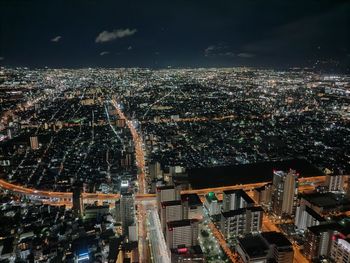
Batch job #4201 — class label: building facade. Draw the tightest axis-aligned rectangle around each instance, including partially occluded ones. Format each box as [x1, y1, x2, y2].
[272, 170, 298, 218]
[220, 206, 263, 239]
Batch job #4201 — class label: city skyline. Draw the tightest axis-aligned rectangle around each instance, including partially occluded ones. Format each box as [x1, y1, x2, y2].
[1, 1, 350, 262]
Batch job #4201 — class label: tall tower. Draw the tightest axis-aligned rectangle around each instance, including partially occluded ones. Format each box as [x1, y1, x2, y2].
[325, 173, 346, 192]
[120, 193, 135, 236]
[72, 184, 84, 218]
[272, 169, 298, 218]
[30, 136, 39, 150]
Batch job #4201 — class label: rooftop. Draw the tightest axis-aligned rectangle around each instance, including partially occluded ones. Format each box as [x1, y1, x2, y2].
[238, 234, 269, 259]
[188, 159, 323, 189]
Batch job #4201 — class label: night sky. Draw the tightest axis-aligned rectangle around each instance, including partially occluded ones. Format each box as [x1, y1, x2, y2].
[0, 0, 349, 69]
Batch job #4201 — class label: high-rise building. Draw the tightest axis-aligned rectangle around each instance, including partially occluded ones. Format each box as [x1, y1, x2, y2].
[156, 185, 180, 213]
[115, 199, 121, 222]
[253, 183, 273, 209]
[72, 185, 83, 217]
[325, 174, 346, 192]
[295, 202, 325, 230]
[160, 200, 183, 233]
[330, 234, 350, 263]
[149, 162, 163, 180]
[120, 180, 130, 195]
[304, 223, 338, 261]
[272, 169, 298, 218]
[220, 206, 263, 239]
[166, 219, 199, 249]
[222, 189, 255, 212]
[120, 193, 135, 236]
[181, 194, 203, 220]
[29, 136, 39, 150]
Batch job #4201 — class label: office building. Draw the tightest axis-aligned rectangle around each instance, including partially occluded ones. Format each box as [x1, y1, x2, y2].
[120, 180, 130, 195]
[160, 200, 183, 233]
[156, 185, 180, 213]
[222, 189, 255, 212]
[272, 169, 298, 218]
[166, 219, 199, 249]
[120, 193, 135, 236]
[29, 136, 39, 150]
[220, 206, 263, 239]
[181, 194, 203, 220]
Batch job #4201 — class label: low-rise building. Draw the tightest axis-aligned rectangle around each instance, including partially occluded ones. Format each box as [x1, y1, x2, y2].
[204, 192, 221, 216]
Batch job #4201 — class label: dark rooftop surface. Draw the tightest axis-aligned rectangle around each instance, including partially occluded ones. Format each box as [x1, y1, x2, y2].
[262, 232, 292, 248]
[305, 206, 325, 222]
[167, 219, 198, 228]
[302, 192, 350, 210]
[224, 189, 255, 204]
[188, 159, 324, 189]
[181, 194, 202, 206]
[161, 200, 182, 207]
[308, 223, 340, 234]
[238, 234, 269, 259]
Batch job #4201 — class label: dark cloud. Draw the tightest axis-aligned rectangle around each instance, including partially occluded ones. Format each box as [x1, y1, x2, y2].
[204, 44, 235, 57]
[237, 53, 255, 58]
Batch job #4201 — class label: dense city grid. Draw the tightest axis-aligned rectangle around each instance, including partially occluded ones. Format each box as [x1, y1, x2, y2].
[0, 67, 349, 263]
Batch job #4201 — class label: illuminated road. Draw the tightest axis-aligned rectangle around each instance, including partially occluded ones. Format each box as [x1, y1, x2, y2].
[149, 115, 237, 123]
[110, 98, 149, 263]
[207, 222, 242, 263]
[0, 179, 119, 202]
[0, 175, 325, 205]
[181, 175, 325, 196]
[111, 99, 146, 194]
[262, 215, 308, 263]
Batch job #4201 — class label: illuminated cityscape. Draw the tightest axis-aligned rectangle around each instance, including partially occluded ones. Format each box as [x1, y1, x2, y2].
[0, 1, 350, 263]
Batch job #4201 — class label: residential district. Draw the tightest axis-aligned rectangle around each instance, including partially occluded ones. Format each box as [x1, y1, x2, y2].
[0, 67, 349, 263]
